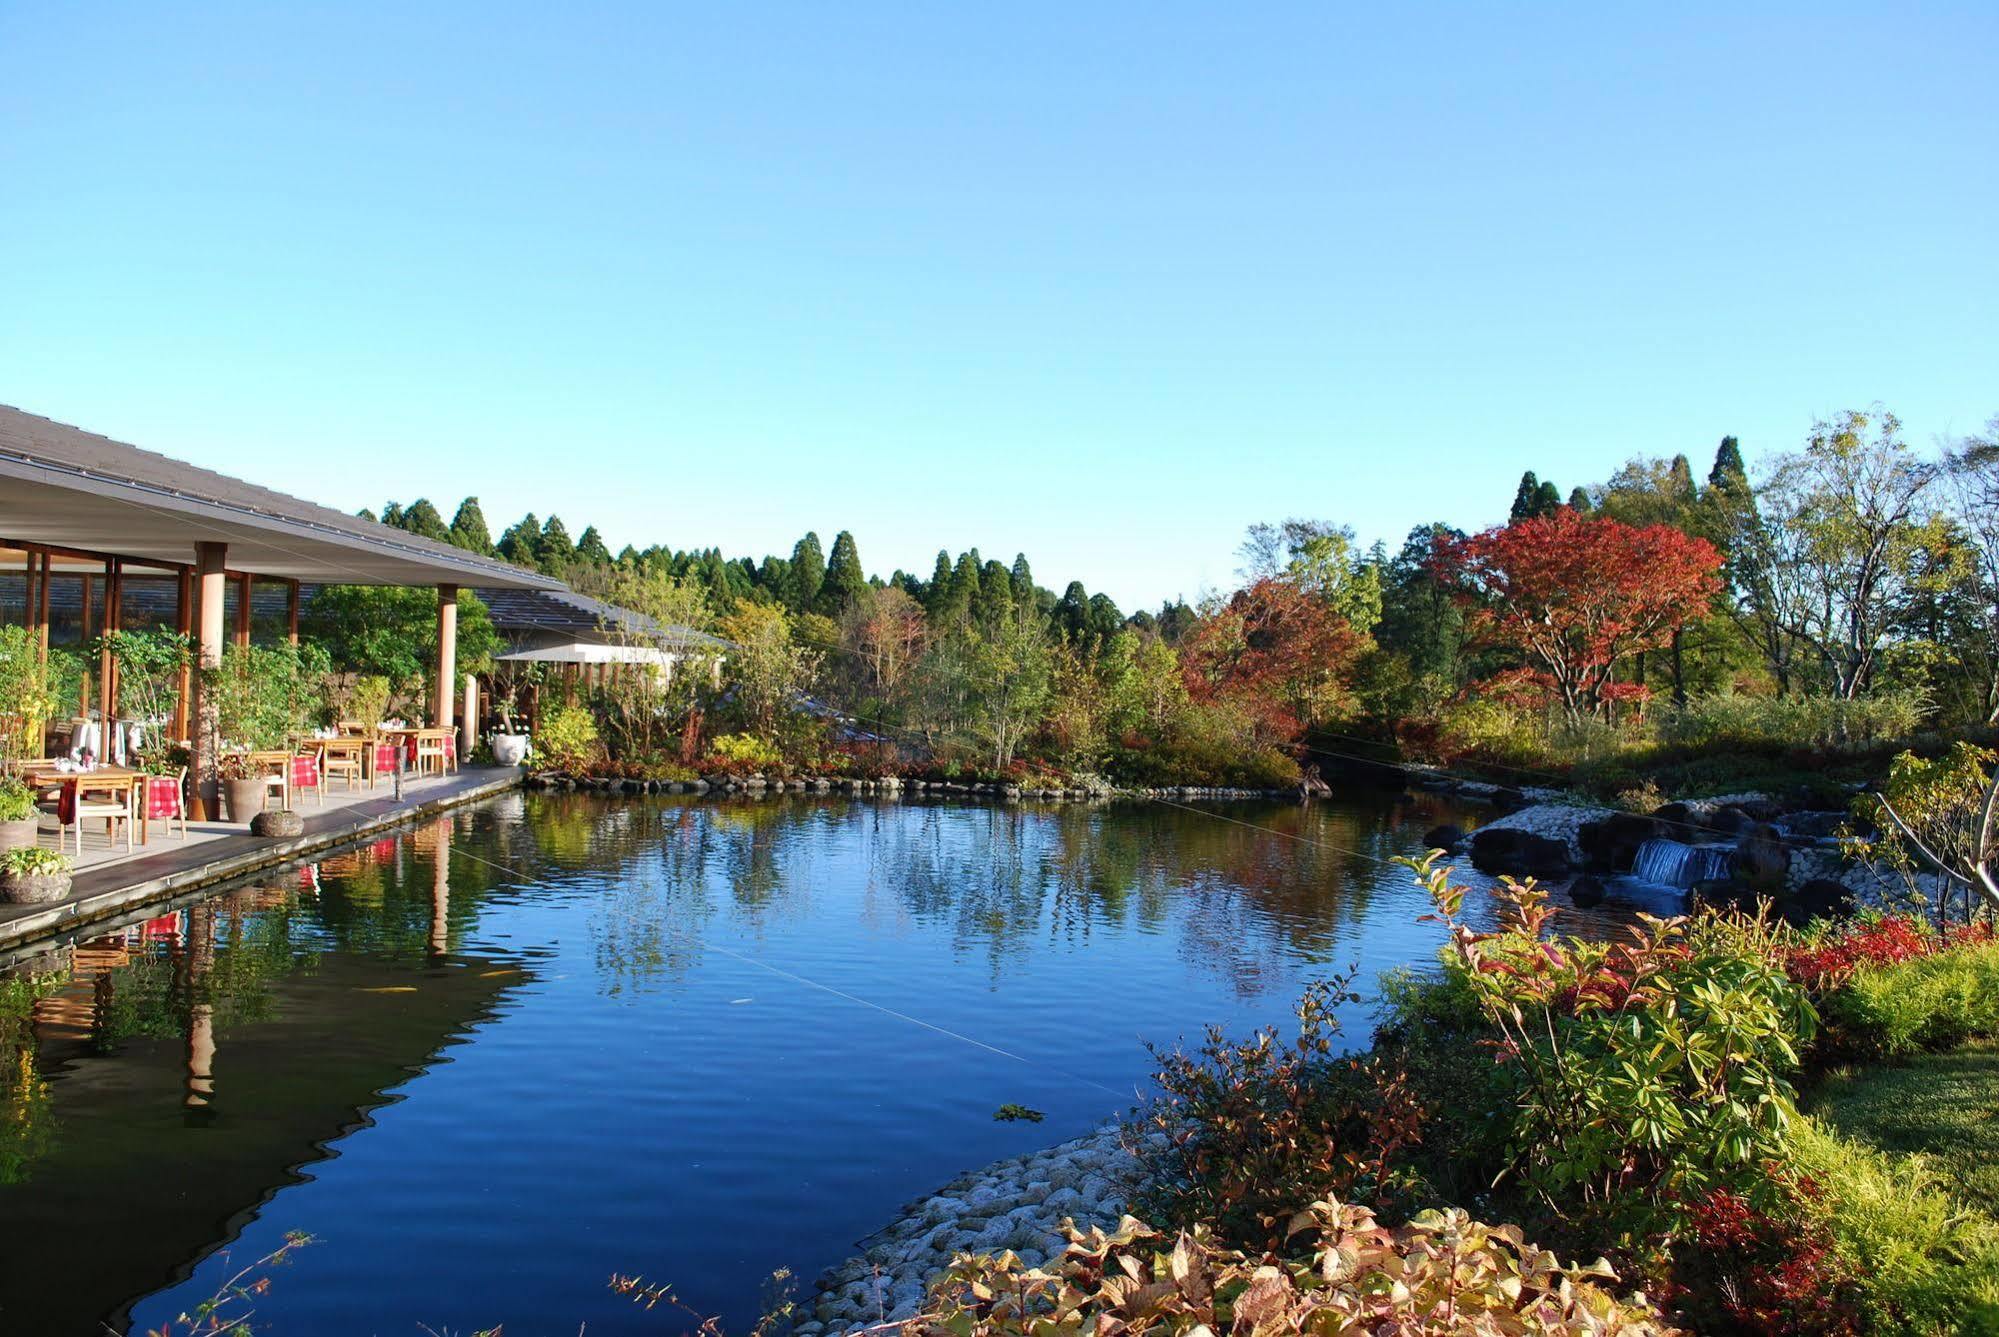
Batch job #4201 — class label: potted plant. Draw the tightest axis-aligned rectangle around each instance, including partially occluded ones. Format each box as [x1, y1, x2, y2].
[350, 674, 392, 735]
[487, 662, 538, 767]
[219, 753, 268, 825]
[0, 846, 73, 905]
[0, 777, 40, 853]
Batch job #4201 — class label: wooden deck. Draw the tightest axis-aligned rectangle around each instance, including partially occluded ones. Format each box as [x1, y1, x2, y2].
[0, 766, 523, 957]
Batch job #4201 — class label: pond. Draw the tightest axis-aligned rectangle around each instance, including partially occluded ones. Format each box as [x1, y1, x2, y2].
[0, 790, 1670, 1335]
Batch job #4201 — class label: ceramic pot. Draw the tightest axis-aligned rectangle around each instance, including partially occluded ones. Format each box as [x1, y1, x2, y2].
[0, 816, 39, 854]
[223, 776, 267, 824]
[491, 734, 529, 767]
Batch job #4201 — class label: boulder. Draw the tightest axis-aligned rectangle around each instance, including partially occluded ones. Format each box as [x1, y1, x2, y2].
[1781, 811, 1849, 840]
[1469, 827, 1573, 879]
[1422, 823, 1467, 853]
[1577, 812, 1662, 872]
[1653, 801, 1697, 833]
[1735, 822, 1792, 890]
[249, 809, 304, 838]
[1703, 806, 1754, 838]
[1568, 874, 1607, 909]
[1781, 877, 1854, 926]
[1691, 878, 1754, 912]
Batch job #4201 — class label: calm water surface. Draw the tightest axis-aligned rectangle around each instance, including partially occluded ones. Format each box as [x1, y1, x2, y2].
[0, 791, 1674, 1335]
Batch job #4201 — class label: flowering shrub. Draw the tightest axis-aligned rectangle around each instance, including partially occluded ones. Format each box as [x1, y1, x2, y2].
[1132, 973, 1427, 1249]
[916, 1202, 1676, 1335]
[1782, 914, 1940, 991]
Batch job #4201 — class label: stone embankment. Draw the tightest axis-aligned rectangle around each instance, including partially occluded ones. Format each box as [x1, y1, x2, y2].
[796, 1125, 1158, 1334]
[525, 772, 1295, 802]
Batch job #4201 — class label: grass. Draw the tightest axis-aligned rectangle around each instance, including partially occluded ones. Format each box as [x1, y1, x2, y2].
[1810, 1040, 1999, 1216]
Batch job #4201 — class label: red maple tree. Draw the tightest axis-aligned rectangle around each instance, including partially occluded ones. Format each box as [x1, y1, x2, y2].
[1436, 508, 1722, 721]
[1179, 576, 1368, 744]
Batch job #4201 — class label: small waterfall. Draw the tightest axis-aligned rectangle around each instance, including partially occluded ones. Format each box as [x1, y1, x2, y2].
[1630, 838, 1735, 888]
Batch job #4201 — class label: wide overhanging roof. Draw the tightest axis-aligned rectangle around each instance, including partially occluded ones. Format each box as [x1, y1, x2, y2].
[495, 642, 686, 665]
[0, 404, 562, 589]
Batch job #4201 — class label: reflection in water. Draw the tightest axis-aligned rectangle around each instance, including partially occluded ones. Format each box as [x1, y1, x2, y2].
[1, 792, 1646, 1335]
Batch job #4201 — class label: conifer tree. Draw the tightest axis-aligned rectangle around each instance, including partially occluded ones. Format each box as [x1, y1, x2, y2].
[787, 532, 826, 612]
[498, 513, 541, 568]
[923, 551, 955, 616]
[1709, 436, 1747, 491]
[1054, 581, 1091, 639]
[1567, 487, 1593, 514]
[1667, 453, 1697, 502]
[974, 560, 1014, 629]
[539, 516, 577, 574]
[577, 526, 613, 566]
[949, 551, 983, 622]
[1534, 480, 1563, 517]
[1509, 472, 1541, 522]
[450, 497, 495, 555]
[758, 555, 791, 595]
[380, 501, 406, 530]
[400, 498, 453, 543]
[822, 531, 868, 614]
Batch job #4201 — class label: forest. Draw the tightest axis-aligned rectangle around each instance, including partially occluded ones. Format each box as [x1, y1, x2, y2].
[362, 406, 1999, 791]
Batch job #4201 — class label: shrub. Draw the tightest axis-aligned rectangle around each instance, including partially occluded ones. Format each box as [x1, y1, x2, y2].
[1131, 973, 1427, 1248]
[348, 675, 392, 733]
[534, 705, 602, 773]
[0, 778, 35, 824]
[918, 1204, 1674, 1336]
[1666, 1180, 1863, 1336]
[0, 847, 71, 876]
[1407, 855, 1815, 1243]
[704, 732, 783, 771]
[1789, 1118, 1999, 1334]
[1818, 936, 1999, 1057]
[1653, 691, 1929, 753]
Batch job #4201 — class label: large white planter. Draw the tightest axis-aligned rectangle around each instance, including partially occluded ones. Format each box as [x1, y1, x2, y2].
[491, 733, 530, 767]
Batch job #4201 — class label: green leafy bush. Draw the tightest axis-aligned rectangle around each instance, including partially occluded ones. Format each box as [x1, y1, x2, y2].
[1819, 937, 1999, 1057]
[1408, 855, 1814, 1243]
[705, 732, 783, 771]
[0, 847, 71, 876]
[534, 705, 601, 773]
[1790, 1118, 1999, 1334]
[0, 778, 36, 824]
[917, 1203, 1673, 1336]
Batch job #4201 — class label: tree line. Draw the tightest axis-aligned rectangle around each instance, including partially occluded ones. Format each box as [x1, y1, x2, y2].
[357, 405, 1999, 782]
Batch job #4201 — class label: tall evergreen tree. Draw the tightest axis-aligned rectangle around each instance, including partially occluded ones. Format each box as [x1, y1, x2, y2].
[1667, 453, 1698, 502]
[1054, 581, 1091, 639]
[400, 498, 452, 543]
[923, 551, 955, 616]
[1567, 487, 1593, 515]
[822, 531, 868, 614]
[1509, 471, 1541, 522]
[1709, 436, 1748, 491]
[758, 555, 791, 595]
[948, 551, 983, 621]
[1533, 480, 1563, 516]
[787, 532, 826, 612]
[577, 525, 613, 566]
[450, 497, 495, 555]
[974, 560, 1015, 628]
[497, 513, 541, 568]
[539, 516, 577, 574]
[379, 500, 406, 530]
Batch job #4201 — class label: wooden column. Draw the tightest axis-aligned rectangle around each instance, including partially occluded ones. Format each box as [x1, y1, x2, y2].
[35, 553, 51, 662]
[98, 559, 121, 738]
[77, 571, 93, 717]
[461, 672, 478, 756]
[285, 580, 300, 645]
[173, 567, 193, 743]
[433, 584, 457, 730]
[233, 573, 252, 650]
[191, 542, 228, 819]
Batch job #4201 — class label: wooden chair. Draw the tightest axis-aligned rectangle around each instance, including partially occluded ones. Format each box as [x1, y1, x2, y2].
[414, 732, 449, 777]
[70, 780, 136, 856]
[288, 753, 326, 807]
[321, 741, 364, 793]
[144, 769, 190, 841]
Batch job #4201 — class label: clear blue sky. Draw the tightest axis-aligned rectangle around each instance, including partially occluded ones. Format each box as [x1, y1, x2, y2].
[3, 4, 1993, 611]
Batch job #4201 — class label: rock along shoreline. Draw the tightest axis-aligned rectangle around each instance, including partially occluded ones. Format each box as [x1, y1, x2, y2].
[796, 1124, 1161, 1334]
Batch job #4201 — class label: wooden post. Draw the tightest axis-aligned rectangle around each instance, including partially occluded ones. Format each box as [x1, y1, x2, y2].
[286, 580, 300, 645]
[191, 543, 228, 820]
[233, 573, 252, 650]
[98, 559, 121, 738]
[173, 567, 193, 742]
[35, 553, 51, 662]
[434, 585, 457, 730]
[77, 570, 93, 717]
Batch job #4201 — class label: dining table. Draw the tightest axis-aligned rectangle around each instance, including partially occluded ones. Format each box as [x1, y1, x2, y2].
[11, 759, 154, 845]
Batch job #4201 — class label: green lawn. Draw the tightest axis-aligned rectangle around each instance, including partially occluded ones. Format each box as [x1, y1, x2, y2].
[1809, 1041, 1999, 1216]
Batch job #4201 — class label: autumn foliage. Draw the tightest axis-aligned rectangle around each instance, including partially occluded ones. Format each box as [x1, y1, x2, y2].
[1176, 577, 1368, 745]
[1437, 508, 1722, 719]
